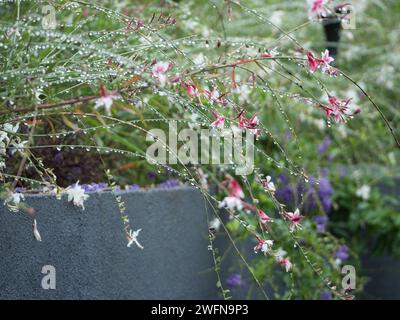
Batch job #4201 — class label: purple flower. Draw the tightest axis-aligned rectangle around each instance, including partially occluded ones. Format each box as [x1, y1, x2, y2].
[158, 179, 180, 189]
[146, 171, 157, 180]
[320, 167, 329, 176]
[125, 184, 140, 191]
[317, 136, 332, 154]
[335, 245, 349, 260]
[226, 274, 243, 288]
[81, 182, 108, 192]
[320, 290, 332, 300]
[276, 174, 334, 214]
[314, 215, 328, 233]
[318, 177, 333, 213]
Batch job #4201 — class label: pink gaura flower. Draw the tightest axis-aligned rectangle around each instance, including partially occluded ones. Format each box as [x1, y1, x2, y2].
[306, 49, 334, 74]
[308, 0, 327, 19]
[238, 111, 261, 138]
[257, 209, 273, 224]
[307, 50, 319, 73]
[170, 73, 182, 83]
[254, 236, 274, 254]
[152, 61, 172, 76]
[277, 257, 293, 272]
[260, 53, 273, 58]
[226, 177, 244, 199]
[319, 49, 335, 74]
[285, 209, 304, 231]
[152, 61, 172, 86]
[203, 88, 228, 106]
[95, 81, 120, 115]
[321, 94, 352, 123]
[185, 82, 198, 97]
[321, 49, 334, 68]
[210, 110, 225, 129]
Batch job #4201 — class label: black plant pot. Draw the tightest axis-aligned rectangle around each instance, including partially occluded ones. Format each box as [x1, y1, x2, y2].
[0, 187, 218, 299]
[323, 16, 342, 60]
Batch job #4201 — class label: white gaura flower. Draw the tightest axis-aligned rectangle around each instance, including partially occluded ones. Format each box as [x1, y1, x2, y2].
[4, 192, 25, 212]
[278, 257, 293, 272]
[94, 82, 120, 115]
[218, 196, 243, 211]
[209, 217, 221, 231]
[127, 229, 144, 249]
[234, 84, 251, 103]
[254, 237, 273, 254]
[10, 140, 28, 155]
[356, 185, 371, 201]
[65, 182, 89, 210]
[193, 53, 206, 66]
[256, 175, 276, 193]
[263, 176, 276, 193]
[33, 219, 42, 242]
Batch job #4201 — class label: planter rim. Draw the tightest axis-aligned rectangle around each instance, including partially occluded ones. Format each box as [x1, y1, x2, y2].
[12, 184, 196, 199]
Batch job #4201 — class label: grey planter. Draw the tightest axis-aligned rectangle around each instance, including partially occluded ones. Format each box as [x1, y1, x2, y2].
[0, 187, 218, 299]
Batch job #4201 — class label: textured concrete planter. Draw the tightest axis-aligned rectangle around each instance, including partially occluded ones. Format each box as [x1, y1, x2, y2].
[0, 187, 218, 299]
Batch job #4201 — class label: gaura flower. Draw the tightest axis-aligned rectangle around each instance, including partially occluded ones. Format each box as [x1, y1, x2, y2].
[227, 177, 245, 199]
[151, 61, 172, 76]
[4, 191, 25, 212]
[320, 49, 335, 72]
[33, 219, 42, 242]
[210, 110, 225, 129]
[356, 185, 371, 201]
[152, 61, 172, 86]
[308, 0, 327, 19]
[65, 181, 89, 210]
[209, 217, 221, 231]
[238, 111, 261, 138]
[95, 81, 120, 115]
[184, 82, 198, 97]
[233, 84, 251, 103]
[257, 175, 276, 193]
[307, 50, 319, 73]
[306, 49, 334, 73]
[277, 257, 292, 272]
[254, 237, 273, 254]
[218, 196, 243, 211]
[257, 209, 273, 224]
[285, 208, 304, 231]
[203, 87, 228, 106]
[327, 94, 352, 123]
[127, 228, 144, 249]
